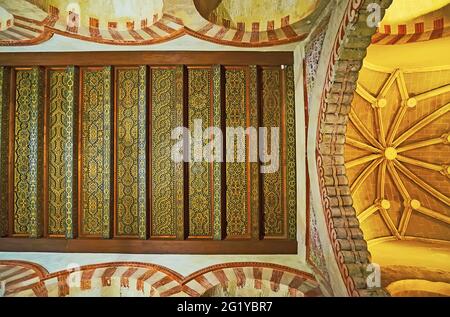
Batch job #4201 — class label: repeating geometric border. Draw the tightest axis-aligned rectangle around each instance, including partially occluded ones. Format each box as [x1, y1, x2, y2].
[0, 260, 322, 297]
[0, 2, 327, 48]
[315, 0, 393, 297]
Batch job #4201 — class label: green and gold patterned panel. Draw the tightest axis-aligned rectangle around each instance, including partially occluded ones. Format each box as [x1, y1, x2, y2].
[0, 67, 9, 237]
[188, 66, 222, 239]
[150, 66, 184, 239]
[14, 67, 44, 237]
[261, 66, 297, 239]
[115, 66, 146, 239]
[80, 67, 111, 238]
[285, 66, 297, 240]
[261, 67, 284, 238]
[48, 67, 78, 238]
[224, 66, 259, 239]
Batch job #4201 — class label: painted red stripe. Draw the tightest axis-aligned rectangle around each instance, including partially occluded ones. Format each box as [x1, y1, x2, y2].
[154, 21, 176, 34]
[5, 273, 37, 288]
[7, 27, 35, 39]
[407, 22, 425, 43]
[371, 32, 390, 44]
[195, 275, 214, 289]
[197, 22, 214, 35]
[398, 24, 407, 35]
[142, 27, 161, 38]
[288, 276, 305, 289]
[13, 21, 41, 33]
[101, 267, 117, 287]
[430, 18, 444, 40]
[89, 27, 102, 39]
[120, 268, 138, 288]
[0, 265, 13, 274]
[136, 269, 157, 291]
[250, 22, 260, 43]
[253, 267, 262, 289]
[151, 275, 173, 289]
[1, 267, 28, 280]
[109, 28, 124, 41]
[232, 30, 244, 42]
[407, 33, 422, 43]
[386, 34, 405, 45]
[163, 14, 183, 26]
[129, 30, 144, 41]
[233, 268, 246, 288]
[57, 274, 70, 297]
[281, 25, 297, 38]
[270, 270, 283, 292]
[213, 270, 228, 285]
[267, 30, 278, 41]
[214, 27, 229, 39]
[80, 269, 95, 290]
[384, 25, 392, 34]
[160, 285, 182, 297]
[182, 285, 200, 297]
[1, 30, 24, 41]
[32, 281, 48, 297]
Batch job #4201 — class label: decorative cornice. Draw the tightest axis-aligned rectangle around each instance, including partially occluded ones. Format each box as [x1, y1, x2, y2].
[315, 0, 393, 297]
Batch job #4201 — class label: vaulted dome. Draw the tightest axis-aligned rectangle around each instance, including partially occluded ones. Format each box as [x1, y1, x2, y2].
[194, 0, 319, 32]
[35, 0, 164, 30]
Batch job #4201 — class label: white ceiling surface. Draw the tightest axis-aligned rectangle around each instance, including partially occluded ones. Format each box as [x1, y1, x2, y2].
[0, 33, 299, 52]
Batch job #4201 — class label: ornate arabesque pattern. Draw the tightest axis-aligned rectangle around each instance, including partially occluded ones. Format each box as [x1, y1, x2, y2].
[48, 67, 77, 237]
[115, 67, 146, 238]
[0, 61, 297, 246]
[223, 66, 263, 239]
[0, 67, 9, 237]
[225, 68, 248, 237]
[14, 68, 44, 237]
[261, 67, 284, 237]
[188, 67, 213, 237]
[151, 67, 184, 238]
[188, 66, 222, 239]
[212, 66, 222, 240]
[81, 67, 111, 237]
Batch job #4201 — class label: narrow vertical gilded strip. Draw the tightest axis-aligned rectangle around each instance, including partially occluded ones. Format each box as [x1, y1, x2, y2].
[285, 65, 297, 240]
[175, 66, 185, 239]
[0, 67, 9, 237]
[102, 66, 112, 239]
[249, 65, 260, 240]
[212, 65, 222, 240]
[137, 65, 147, 239]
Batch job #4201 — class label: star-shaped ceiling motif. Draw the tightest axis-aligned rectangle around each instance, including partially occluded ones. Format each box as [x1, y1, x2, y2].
[346, 69, 450, 239]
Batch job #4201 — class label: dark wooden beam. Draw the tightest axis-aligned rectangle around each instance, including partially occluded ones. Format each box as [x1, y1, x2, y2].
[0, 51, 293, 66]
[0, 238, 297, 254]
